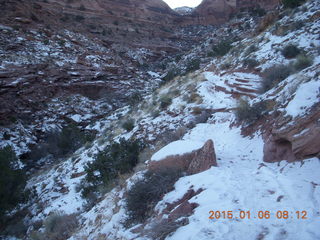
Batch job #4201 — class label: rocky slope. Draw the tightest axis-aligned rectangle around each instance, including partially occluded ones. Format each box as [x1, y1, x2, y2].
[1, 0, 281, 162]
[1, 0, 319, 239]
[178, 0, 281, 25]
[0, 0, 198, 162]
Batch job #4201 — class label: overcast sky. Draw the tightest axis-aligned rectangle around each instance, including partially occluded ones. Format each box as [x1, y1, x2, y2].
[163, 0, 203, 9]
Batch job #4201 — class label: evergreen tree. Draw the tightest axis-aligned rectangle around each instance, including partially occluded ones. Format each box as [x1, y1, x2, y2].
[0, 146, 27, 220]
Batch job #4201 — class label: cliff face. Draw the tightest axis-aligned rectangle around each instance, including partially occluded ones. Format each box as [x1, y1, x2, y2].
[0, 0, 281, 44]
[0, 0, 184, 148]
[178, 0, 280, 25]
[0, 0, 178, 48]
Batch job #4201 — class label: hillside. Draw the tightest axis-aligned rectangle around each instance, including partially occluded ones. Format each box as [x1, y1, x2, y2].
[0, 0, 319, 239]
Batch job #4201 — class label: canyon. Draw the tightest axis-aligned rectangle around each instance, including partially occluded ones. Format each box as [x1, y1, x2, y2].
[0, 0, 319, 239]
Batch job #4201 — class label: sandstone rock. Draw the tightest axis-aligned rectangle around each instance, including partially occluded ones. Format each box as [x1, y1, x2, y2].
[165, 189, 203, 212]
[263, 105, 320, 162]
[263, 137, 296, 163]
[256, 11, 279, 33]
[168, 201, 199, 220]
[70, 172, 86, 179]
[149, 139, 217, 175]
[163, 188, 203, 221]
[179, 0, 280, 25]
[188, 139, 217, 175]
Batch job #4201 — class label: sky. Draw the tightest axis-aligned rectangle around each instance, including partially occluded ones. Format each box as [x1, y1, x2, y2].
[163, 0, 203, 9]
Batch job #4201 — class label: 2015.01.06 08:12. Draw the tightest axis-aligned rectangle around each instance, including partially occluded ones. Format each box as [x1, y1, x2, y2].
[208, 210, 308, 220]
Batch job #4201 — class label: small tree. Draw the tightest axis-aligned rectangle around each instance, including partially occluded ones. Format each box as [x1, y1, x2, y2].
[30, 212, 78, 240]
[211, 39, 233, 57]
[160, 95, 172, 109]
[163, 67, 181, 83]
[260, 64, 293, 93]
[281, 44, 301, 59]
[125, 167, 182, 226]
[185, 58, 200, 73]
[82, 138, 143, 199]
[235, 99, 267, 124]
[294, 54, 313, 71]
[122, 118, 135, 132]
[0, 146, 27, 222]
[243, 58, 259, 69]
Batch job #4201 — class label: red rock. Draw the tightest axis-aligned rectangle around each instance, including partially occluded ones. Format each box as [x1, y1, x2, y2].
[165, 189, 203, 213]
[149, 140, 217, 175]
[188, 139, 217, 174]
[263, 137, 296, 163]
[168, 201, 199, 220]
[179, 0, 280, 25]
[263, 104, 320, 162]
[70, 172, 86, 179]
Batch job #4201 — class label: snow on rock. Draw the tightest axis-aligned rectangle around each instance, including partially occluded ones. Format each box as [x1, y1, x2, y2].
[154, 115, 320, 240]
[199, 71, 261, 110]
[151, 140, 205, 161]
[70, 114, 82, 122]
[164, 157, 320, 240]
[285, 79, 320, 118]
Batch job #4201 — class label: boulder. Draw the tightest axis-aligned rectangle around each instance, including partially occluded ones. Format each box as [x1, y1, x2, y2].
[188, 139, 217, 175]
[149, 139, 217, 175]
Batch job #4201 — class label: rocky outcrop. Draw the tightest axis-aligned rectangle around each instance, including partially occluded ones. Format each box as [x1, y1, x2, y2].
[0, 0, 178, 49]
[149, 139, 217, 175]
[263, 105, 320, 163]
[178, 0, 280, 25]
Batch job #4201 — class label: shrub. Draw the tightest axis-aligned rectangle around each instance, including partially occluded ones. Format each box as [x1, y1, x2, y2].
[260, 64, 293, 93]
[291, 20, 305, 31]
[0, 146, 28, 222]
[245, 44, 258, 56]
[82, 138, 142, 199]
[192, 107, 203, 115]
[160, 95, 172, 109]
[185, 58, 200, 73]
[235, 99, 267, 124]
[211, 39, 233, 57]
[28, 124, 95, 167]
[151, 110, 160, 119]
[220, 62, 231, 70]
[185, 92, 201, 104]
[294, 54, 313, 71]
[31, 212, 78, 240]
[124, 167, 183, 226]
[283, 0, 305, 8]
[281, 44, 301, 59]
[122, 118, 135, 132]
[47, 124, 94, 157]
[163, 67, 180, 82]
[128, 92, 142, 106]
[250, 7, 266, 17]
[243, 58, 259, 69]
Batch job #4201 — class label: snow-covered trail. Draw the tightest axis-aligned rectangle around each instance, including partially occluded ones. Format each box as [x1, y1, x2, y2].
[154, 112, 320, 240]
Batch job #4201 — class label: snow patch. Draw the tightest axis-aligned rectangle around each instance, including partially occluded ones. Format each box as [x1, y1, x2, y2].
[151, 140, 205, 161]
[286, 79, 320, 118]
